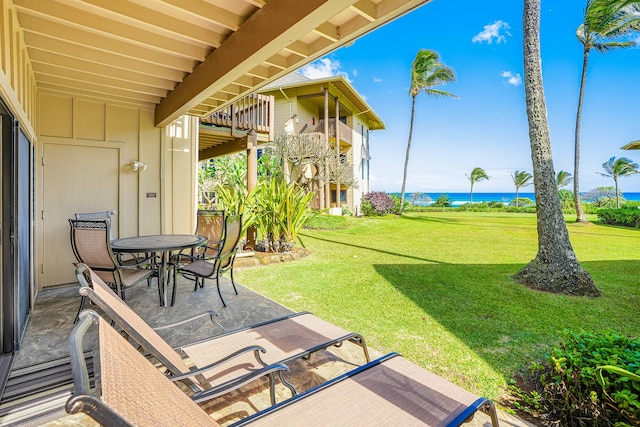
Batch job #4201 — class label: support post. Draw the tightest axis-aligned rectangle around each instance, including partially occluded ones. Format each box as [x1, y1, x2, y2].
[246, 131, 258, 248]
[334, 97, 340, 210]
[323, 87, 330, 208]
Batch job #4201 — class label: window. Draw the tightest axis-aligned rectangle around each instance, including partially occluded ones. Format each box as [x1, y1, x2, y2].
[331, 190, 347, 204]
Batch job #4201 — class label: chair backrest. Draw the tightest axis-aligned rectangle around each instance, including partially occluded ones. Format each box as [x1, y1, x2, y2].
[66, 310, 220, 427]
[69, 219, 119, 284]
[75, 211, 116, 240]
[75, 264, 195, 383]
[195, 209, 225, 257]
[218, 214, 242, 270]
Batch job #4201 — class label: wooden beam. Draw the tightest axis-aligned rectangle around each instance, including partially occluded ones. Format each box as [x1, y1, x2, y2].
[198, 136, 248, 160]
[155, 0, 358, 127]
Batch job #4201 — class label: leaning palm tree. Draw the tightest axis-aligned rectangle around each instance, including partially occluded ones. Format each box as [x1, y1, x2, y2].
[556, 170, 573, 190]
[573, 0, 640, 223]
[466, 167, 489, 203]
[512, 170, 533, 207]
[599, 156, 639, 208]
[514, 0, 599, 297]
[399, 49, 457, 214]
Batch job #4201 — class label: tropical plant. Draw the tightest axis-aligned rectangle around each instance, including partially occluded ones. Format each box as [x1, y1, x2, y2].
[514, 0, 599, 296]
[361, 191, 395, 216]
[399, 49, 457, 214]
[583, 186, 621, 208]
[432, 194, 451, 207]
[573, 0, 640, 222]
[511, 170, 533, 207]
[250, 180, 314, 253]
[599, 156, 639, 208]
[556, 170, 573, 189]
[466, 167, 490, 203]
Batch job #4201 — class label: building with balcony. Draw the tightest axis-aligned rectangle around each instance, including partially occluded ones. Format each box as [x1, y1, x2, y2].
[260, 73, 384, 215]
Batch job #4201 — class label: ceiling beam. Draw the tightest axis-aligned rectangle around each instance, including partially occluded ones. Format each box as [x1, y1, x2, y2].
[155, 0, 359, 127]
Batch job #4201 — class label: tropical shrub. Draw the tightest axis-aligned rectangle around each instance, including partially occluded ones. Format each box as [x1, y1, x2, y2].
[361, 192, 395, 216]
[510, 331, 640, 426]
[583, 186, 623, 209]
[509, 197, 535, 207]
[558, 189, 575, 210]
[250, 180, 314, 253]
[431, 194, 451, 207]
[597, 208, 640, 228]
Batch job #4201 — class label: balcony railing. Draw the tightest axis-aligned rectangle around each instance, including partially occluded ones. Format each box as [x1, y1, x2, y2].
[304, 119, 352, 146]
[201, 94, 274, 135]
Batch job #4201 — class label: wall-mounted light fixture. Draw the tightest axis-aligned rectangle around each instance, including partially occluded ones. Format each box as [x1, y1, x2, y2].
[129, 160, 147, 172]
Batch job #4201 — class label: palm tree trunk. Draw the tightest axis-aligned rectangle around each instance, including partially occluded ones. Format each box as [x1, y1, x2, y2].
[573, 47, 589, 223]
[615, 178, 619, 209]
[515, 188, 519, 207]
[400, 95, 417, 214]
[470, 182, 473, 204]
[514, 0, 599, 296]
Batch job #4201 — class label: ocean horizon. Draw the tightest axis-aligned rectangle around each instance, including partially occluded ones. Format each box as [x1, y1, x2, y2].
[389, 192, 640, 206]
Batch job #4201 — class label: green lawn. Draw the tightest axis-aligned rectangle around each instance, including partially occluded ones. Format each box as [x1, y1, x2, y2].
[235, 212, 640, 402]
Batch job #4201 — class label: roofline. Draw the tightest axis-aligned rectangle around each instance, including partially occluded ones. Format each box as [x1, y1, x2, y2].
[621, 140, 640, 150]
[261, 75, 385, 130]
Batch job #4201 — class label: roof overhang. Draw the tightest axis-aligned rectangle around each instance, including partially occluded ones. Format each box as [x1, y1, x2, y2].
[621, 140, 640, 150]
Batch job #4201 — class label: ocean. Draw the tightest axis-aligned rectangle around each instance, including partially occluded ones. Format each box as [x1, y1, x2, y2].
[393, 192, 640, 206]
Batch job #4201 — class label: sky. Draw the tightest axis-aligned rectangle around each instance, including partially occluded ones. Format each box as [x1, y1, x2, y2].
[296, 0, 640, 193]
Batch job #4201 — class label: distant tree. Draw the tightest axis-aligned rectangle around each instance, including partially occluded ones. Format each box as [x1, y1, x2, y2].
[514, 0, 599, 297]
[599, 156, 639, 208]
[399, 49, 457, 214]
[466, 167, 490, 203]
[556, 170, 573, 189]
[512, 170, 533, 207]
[432, 194, 451, 207]
[583, 186, 621, 208]
[573, 0, 640, 223]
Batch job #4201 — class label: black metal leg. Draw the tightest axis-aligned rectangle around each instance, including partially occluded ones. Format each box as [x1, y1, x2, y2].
[216, 275, 227, 307]
[74, 295, 86, 324]
[230, 268, 238, 295]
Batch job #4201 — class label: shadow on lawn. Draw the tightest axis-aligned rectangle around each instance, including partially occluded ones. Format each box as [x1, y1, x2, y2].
[372, 259, 640, 378]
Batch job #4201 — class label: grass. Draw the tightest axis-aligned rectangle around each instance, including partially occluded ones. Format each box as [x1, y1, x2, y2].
[235, 212, 640, 404]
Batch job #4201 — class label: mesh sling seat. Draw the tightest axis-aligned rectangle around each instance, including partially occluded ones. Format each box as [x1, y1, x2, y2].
[68, 310, 501, 427]
[75, 263, 370, 406]
[69, 219, 155, 322]
[178, 214, 243, 306]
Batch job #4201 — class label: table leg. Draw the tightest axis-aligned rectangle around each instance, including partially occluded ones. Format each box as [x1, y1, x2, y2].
[160, 251, 168, 307]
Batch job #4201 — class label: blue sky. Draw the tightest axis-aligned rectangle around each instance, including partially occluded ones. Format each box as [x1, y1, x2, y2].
[297, 0, 640, 193]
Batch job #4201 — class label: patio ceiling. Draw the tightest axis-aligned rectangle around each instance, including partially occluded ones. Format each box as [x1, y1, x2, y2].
[12, 0, 431, 128]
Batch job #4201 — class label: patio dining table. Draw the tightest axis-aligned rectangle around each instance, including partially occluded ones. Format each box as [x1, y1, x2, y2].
[111, 234, 207, 307]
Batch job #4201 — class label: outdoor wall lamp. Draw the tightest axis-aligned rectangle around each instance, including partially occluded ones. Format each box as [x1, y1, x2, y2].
[129, 160, 147, 172]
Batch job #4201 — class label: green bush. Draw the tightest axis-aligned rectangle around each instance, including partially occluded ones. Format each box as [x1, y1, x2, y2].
[304, 214, 350, 230]
[597, 208, 640, 228]
[361, 192, 395, 216]
[511, 331, 640, 426]
[432, 194, 451, 207]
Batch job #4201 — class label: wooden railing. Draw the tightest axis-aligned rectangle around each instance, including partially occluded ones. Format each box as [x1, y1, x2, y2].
[201, 94, 274, 135]
[304, 119, 352, 145]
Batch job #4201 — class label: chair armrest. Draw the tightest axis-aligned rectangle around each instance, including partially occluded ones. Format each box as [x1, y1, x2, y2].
[178, 362, 292, 403]
[153, 310, 224, 333]
[170, 345, 269, 382]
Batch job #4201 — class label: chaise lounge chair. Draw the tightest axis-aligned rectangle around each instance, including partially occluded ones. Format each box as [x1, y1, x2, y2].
[74, 263, 370, 406]
[67, 310, 500, 427]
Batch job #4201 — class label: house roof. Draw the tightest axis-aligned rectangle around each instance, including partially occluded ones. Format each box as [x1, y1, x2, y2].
[261, 73, 385, 130]
[12, 0, 430, 127]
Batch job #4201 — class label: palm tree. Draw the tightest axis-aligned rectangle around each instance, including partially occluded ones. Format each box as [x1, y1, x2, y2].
[512, 170, 533, 207]
[514, 0, 599, 297]
[573, 0, 640, 223]
[556, 170, 573, 190]
[399, 49, 457, 214]
[599, 156, 639, 208]
[466, 167, 489, 203]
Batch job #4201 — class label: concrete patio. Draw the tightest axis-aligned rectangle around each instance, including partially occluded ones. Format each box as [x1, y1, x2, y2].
[0, 268, 536, 427]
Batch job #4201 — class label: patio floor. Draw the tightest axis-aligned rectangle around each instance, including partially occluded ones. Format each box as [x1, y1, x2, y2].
[0, 269, 537, 427]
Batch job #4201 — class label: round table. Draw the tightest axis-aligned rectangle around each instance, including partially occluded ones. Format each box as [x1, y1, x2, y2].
[111, 234, 207, 307]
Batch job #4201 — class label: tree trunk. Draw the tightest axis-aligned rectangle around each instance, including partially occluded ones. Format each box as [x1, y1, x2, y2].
[399, 96, 417, 214]
[470, 182, 474, 204]
[514, 0, 600, 297]
[573, 47, 590, 223]
[615, 178, 619, 208]
[515, 187, 519, 207]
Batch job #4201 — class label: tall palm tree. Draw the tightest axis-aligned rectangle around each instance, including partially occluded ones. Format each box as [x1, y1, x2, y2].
[466, 167, 489, 204]
[556, 170, 573, 189]
[599, 156, 639, 208]
[399, 49, 457, 214]
[514, 0, 599, 296]
[512, 170, 533, 207]
[573, 0, 640, 223]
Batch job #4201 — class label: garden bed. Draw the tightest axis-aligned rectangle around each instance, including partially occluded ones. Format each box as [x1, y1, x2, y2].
[235, 246, 310, 269]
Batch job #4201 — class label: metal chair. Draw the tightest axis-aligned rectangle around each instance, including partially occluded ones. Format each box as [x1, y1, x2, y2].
[177, 214, 242, 307]
[69, 219, 155, 322]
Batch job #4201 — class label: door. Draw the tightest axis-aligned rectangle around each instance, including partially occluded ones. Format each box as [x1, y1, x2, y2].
[42, 143, 119, 286]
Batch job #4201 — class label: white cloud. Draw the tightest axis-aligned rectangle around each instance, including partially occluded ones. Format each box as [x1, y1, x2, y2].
[298, 58, 351, 82]
[501, 71, 522, 86]
[352, 69, 358, 77]
[472, 20, 511, 44]
[373, 77, 382, 83]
